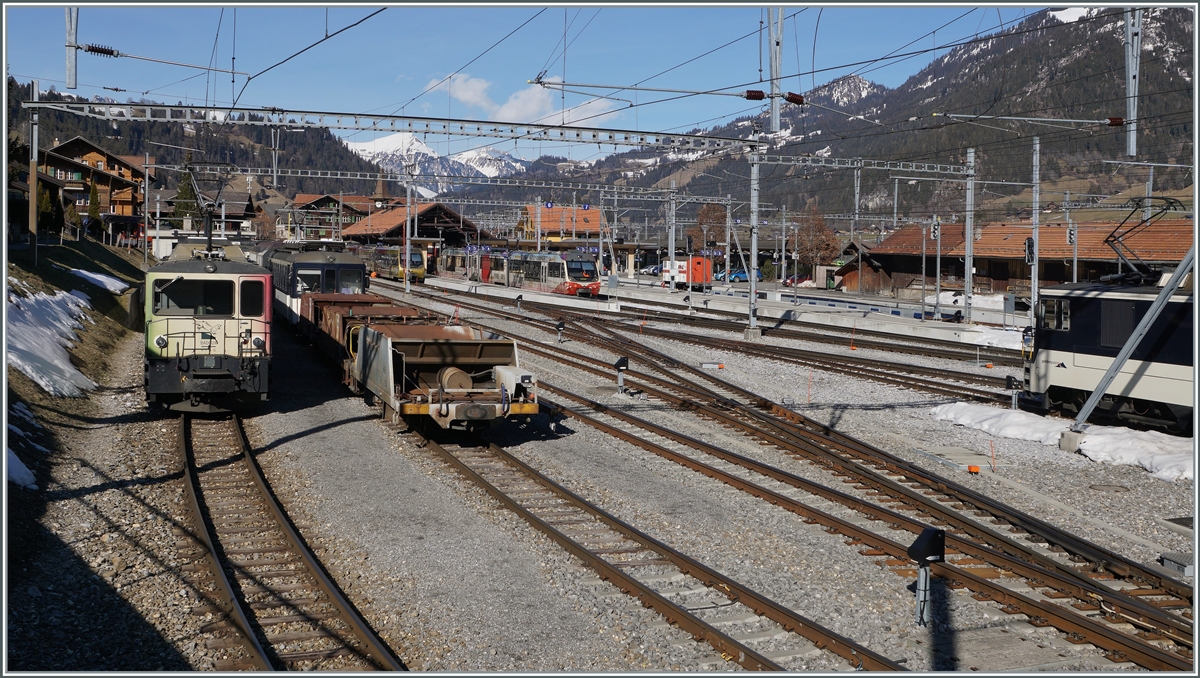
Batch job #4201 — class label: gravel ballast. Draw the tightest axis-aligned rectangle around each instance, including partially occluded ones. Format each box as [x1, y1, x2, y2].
[10, 280, 1192, 672]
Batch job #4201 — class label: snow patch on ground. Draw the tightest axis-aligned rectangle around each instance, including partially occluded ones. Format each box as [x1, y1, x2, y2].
[8, 448, 38, 490]
[1078, 428, 1194, 482]
[930, 402, 1194, 482]
[969, 327, 1023, 350]
[71, 269, 130, 293]
[6, 290, 98, 397]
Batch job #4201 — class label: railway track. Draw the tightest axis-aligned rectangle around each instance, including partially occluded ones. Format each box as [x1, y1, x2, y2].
[566, 311, 1010, 402]
[390, 287, 1193, 668]
[177, 414, 403, 671]
[411, 431, 906, 671]
[535, 382, 1192, 671]
[404, 286, 1008, 404]
[549, 301, 1024, 367]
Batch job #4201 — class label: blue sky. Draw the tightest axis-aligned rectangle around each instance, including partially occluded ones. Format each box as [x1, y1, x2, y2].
[5, 4, 1049, 159]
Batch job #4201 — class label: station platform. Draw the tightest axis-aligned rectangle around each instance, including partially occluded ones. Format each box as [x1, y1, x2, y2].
[612, 282, 1004, 348]
[422, 275, 623, 312]
[422, 275, 1018, 350]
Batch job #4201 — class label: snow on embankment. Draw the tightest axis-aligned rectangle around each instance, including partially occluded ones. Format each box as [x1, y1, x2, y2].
[70, 268, 130, 293]
[7, 279, 99, 397]
[6, 272, 127, 490]
[931, 402, 1193, 482]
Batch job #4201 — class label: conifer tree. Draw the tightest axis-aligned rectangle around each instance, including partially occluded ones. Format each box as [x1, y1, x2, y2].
[87, 182, 100, 222]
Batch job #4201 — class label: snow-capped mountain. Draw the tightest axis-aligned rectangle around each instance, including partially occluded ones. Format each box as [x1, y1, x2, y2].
[451, 146, 531, 178]
[342, 133, 527, 194]
[808, 74, 888, 108]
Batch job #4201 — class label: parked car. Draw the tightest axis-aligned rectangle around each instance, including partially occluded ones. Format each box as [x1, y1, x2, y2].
[782, 274, 812, 287]
[723, 269, 762, 283]
[638, 264, 661, 275]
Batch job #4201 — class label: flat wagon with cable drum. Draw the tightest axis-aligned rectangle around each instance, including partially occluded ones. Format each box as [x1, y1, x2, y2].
[303, 292, 538, 429]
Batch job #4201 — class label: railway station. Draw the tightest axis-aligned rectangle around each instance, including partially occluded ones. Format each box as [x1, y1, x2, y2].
[6, 6, 1195, 674]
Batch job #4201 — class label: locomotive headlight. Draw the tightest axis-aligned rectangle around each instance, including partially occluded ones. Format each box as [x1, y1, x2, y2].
[154, 335, 168, 349]
[252, 337, 265, 349]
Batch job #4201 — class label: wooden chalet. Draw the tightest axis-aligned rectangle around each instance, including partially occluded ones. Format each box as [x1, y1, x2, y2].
[341, 201, 488, 245]
[867, 222, 967, 299]
[41, 136, 153, 220]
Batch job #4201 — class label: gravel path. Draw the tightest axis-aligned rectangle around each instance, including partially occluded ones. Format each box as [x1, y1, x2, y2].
[7, 332, 226, 670]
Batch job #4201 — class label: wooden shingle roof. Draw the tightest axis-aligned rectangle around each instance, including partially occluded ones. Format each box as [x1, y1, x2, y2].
[869, 222, 966, 256]
[521, 204, 607, 234]
[950, 220, 1193, 263]
[342, 202, 433, 237]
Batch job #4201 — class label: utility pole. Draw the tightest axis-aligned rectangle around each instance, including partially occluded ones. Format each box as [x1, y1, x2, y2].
[768, 7, 783, 133]
[143, 149, 150, 268]
[778, 205, 787, 282]
[1030, 136, 1040, 325]
[667, 181, 677, 291]
[65, 8, 78, 89]
[853, 163, 861, 293]
[725, 195, 732, 283]
[535, 197, 542, 251]
[572, 191, 577, 240]
[28, 79, 38, 266]
[748, 129, 761, 334]
[271, 128, 279, 189]
[1067, 191, 1077, 283]
[934, 216, 942, 319]
[1145, 165, 1154, 221]
[1124, 8, 1142, 157]
[404, 172, 412, 293]
[921, 222, 927, 320]
[964, 147, 975, 324]
[892, 178, 899, 231]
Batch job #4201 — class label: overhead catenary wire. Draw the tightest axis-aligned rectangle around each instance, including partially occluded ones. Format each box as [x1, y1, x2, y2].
[228, 7, 387, 112]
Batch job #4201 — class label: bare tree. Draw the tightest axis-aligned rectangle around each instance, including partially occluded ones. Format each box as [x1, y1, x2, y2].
[793, 204, 840, 278]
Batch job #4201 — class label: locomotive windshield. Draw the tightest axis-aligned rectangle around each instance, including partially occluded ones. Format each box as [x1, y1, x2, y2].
[409, 252, 425, 268]
[296, 268, 322, 294]
[339, 269, 364, 294]
[154, 278, 234, 316]
[566, 259, 598, 281]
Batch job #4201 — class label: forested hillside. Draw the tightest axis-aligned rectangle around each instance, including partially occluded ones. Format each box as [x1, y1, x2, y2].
[7, 77, 380, 198]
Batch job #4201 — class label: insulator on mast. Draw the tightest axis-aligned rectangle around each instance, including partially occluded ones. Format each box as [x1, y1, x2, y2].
[744, 90, 766, 101]
[84, 44, 119, 57]
[784, 92, 805, 105]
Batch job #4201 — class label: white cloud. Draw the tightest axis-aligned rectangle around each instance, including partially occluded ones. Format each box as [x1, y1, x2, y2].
[426, 73, 498, 113]
[496, 85, 555, 122]
[423, 73, 619, 126]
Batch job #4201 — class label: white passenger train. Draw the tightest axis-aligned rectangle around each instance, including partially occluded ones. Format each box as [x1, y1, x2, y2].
[1022, 281, 1193, 433]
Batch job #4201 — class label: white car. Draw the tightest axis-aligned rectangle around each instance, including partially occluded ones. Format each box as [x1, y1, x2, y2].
[638, 264, 661, 275]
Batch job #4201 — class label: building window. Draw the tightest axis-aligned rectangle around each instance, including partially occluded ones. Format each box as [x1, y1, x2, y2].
[96, 161, 104, 171]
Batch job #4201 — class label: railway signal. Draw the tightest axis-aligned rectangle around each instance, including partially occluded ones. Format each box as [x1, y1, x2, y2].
[907, 527, 946, 627]
[1025, 237, 1036, 265]
[1067, 224, 1077, 245]
[614, 356, 629, 393]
